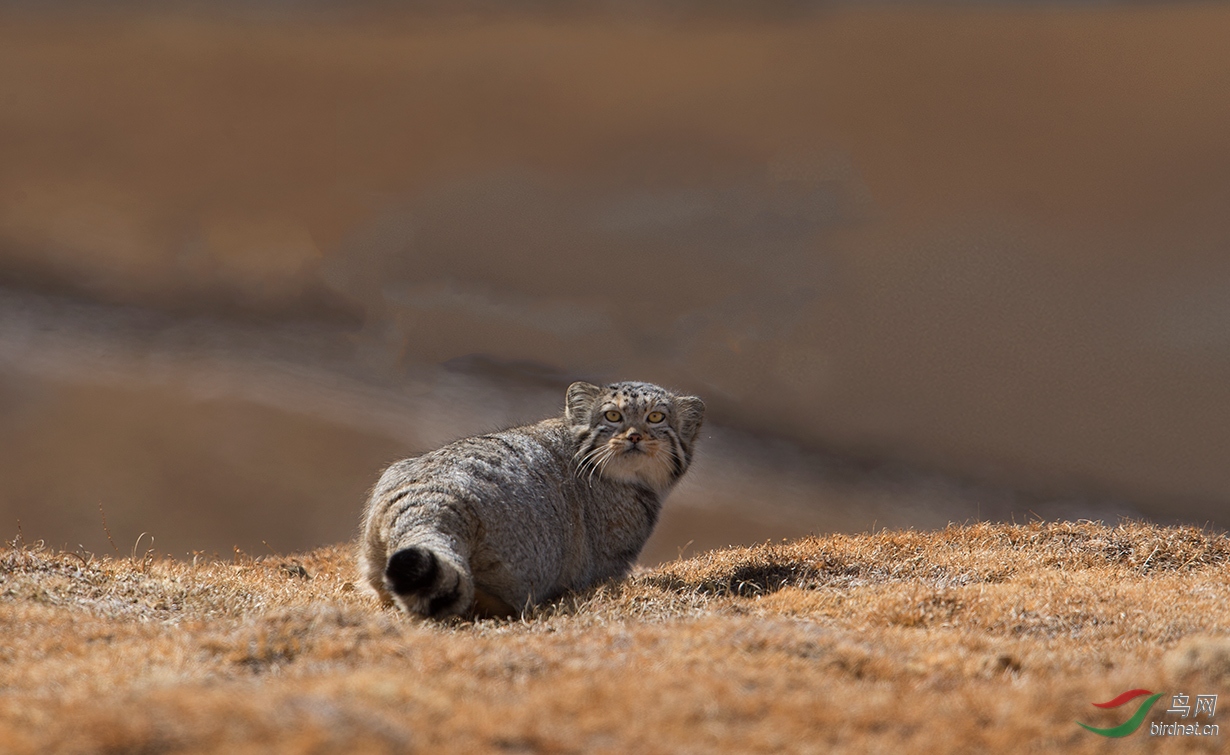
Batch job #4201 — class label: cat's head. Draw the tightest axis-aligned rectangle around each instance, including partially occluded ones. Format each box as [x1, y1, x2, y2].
[565, 380, 705, 492]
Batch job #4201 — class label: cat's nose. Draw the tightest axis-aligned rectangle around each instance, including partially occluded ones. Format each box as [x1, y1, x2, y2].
[627, 431, 643, 443]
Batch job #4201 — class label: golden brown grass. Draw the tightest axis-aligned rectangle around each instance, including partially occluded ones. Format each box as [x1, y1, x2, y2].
[2, 520, 1228, 753]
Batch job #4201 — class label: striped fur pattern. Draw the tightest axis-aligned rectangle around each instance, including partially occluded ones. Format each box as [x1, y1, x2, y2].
[359, 381, 704, 619]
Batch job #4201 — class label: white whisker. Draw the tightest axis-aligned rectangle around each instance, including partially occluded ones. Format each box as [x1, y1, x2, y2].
[573, 445, 604, 480]
[587, 446, 614, 487]
[595, 445, 617, 480]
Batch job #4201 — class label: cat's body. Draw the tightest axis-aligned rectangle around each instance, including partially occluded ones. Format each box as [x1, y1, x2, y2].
[359, 381, 704, 619]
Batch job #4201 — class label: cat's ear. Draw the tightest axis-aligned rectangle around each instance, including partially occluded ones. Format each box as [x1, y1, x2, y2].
[674, 395, 706, 445]
[565, 382, 602, 428]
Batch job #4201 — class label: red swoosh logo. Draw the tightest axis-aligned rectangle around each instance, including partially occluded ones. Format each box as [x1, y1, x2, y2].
[1092, 689, 1154, 709]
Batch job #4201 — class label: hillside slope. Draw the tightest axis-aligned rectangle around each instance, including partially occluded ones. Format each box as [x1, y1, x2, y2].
[1, 521, 1228, 753]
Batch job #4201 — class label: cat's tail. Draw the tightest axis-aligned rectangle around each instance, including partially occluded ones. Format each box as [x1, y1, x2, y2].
[358, 459, 478, 619]
[382, 543, 474, 619]
[358, 505, 476, 619]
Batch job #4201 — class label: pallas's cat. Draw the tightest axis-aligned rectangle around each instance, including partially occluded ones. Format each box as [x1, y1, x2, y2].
[359, 380, 704, 618]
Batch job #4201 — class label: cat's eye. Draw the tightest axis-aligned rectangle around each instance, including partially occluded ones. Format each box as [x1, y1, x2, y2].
[604, 410, 622, 422]
[646, 411, 665, 423]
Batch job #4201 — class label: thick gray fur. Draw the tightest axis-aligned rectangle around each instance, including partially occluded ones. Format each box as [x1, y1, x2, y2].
[359, 380, 704, 619]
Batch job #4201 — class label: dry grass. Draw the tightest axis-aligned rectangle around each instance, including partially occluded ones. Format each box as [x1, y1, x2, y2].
[1, 520, 1228, 753]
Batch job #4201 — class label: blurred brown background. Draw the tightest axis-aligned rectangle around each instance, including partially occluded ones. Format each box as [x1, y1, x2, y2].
[1, 2, 1227, 562]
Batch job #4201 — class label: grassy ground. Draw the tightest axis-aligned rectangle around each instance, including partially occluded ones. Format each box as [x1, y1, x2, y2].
[2, 520, 1228, 753]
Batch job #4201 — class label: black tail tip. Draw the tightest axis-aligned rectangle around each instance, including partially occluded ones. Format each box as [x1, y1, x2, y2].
[385, 547, 439, 596]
